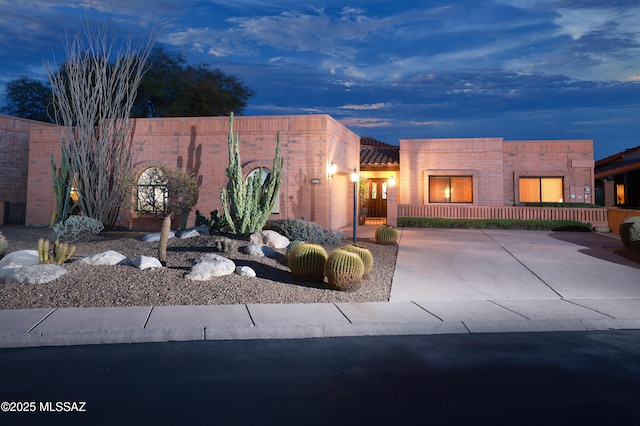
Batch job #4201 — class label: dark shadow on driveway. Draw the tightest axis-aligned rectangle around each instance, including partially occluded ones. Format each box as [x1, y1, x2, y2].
[549, 231, 640, 270]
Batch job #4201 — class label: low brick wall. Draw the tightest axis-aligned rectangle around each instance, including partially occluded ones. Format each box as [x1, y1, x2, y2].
[607, 208, 640, 235]
[398, 204, 608, 226]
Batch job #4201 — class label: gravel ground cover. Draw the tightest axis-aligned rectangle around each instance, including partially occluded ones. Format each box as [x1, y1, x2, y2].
[0, 225, 397, 309]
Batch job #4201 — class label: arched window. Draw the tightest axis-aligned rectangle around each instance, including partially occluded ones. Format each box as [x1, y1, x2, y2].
[247, 168, 280, 214]
[137, 167, 168, 212]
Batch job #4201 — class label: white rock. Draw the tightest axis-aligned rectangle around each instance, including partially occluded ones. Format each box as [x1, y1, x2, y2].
[249, 230, 290, 249]
[241, 244, 277, 258]
[132, 255, 163, 270]
[185, 254, 236, 281]
[0, 250, 40, 269]
[142, 232, 175, 242]
[0, 250, 40, 282]
[235, 266, 256, 278]
[178, 229, 201, 239]
[78, 250, 131, 266]
[5, 264, 67, 284]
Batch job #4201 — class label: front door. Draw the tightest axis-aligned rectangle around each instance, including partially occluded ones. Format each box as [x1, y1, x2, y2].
[365, 179, 387, 218]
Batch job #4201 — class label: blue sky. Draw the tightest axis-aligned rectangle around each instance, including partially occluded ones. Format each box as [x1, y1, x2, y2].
[1, 0, 639, 159]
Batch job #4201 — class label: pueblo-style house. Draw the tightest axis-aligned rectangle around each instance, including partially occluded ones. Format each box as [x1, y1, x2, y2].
[1, 114, 606, 231]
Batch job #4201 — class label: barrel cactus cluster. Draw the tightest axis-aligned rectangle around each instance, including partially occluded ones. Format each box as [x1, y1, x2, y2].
[374, 224, 399, 245]
[287, 240, 374, 291]
[287, 242, 328, 282]
[325, 248, 365, 291]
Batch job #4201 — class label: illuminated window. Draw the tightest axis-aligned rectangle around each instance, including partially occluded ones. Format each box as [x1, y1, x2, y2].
[519, 177, 563, 203]
[137, 167, 168, 212]
[429, 176, 473, 203]
[247, 168, 280, 214]
[616, 184, 625, 205]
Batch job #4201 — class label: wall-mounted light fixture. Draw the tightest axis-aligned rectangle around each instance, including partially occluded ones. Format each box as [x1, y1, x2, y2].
[327, 163, 337, 179]
[388, 174, 396, 188]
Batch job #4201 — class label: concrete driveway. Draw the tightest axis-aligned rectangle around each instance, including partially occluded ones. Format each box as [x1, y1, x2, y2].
[391, 228, 640, 301]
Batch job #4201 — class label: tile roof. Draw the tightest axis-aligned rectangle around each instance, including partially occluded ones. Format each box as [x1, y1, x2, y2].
[360, 137, 399, 166]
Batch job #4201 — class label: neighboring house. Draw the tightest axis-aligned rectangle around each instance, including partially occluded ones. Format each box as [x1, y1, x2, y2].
[0, 113, 599, 230]
[594, 146, 640, 208]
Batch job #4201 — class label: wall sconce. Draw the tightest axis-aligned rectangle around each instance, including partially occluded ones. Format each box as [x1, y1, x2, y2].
[327, 163, 337, 179]
[388, 174, 396, 188]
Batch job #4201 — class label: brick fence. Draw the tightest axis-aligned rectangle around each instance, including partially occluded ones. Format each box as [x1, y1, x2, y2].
[397, 204, 608, 227]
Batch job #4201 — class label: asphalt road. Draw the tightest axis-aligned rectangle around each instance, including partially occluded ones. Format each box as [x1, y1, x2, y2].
[1, 330, 640, 425]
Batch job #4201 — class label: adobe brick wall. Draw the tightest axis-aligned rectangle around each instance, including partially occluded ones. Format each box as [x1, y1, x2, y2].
[25, 115, 360, 230]
[504, 140, 594, 205]
[398, 138, 505, 205]
[399, 137, 594, 207]
[0, 115, 55, 224]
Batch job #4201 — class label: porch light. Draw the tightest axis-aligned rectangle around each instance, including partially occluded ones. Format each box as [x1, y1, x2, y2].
[351, 168, 359, 243]
[444, 187, 451, 199]
[388, 174, 396, 188]
[327, 162, 337, 179]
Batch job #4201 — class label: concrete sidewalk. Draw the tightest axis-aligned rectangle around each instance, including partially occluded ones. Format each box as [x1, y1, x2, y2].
[1, 229, 639, 348]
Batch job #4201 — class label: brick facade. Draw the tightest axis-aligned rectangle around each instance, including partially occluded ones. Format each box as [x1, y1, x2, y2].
[398, 137, 594, 206]
[0, 116, 55, 224]
[25, 115, 361, 230]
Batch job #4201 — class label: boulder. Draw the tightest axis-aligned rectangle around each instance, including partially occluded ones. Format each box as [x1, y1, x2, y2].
[249, 230, 289, 250]
[235, 266, 256, 278]
[593, 226, 611, 234]
[241, 244, 277, 258]
[142, 232, 175, 242]
[5, 264, 67, 284]
[178, 229, 201, 239]
[132, 255, 163, 270]
[0, 250, 40, 282]
[78, 250, 131, 266]
[185, 254, 236, 281]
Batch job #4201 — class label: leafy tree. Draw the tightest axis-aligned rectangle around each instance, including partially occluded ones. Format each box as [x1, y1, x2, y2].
[131, 46, 254, 118]
[1, 76, 53, 122]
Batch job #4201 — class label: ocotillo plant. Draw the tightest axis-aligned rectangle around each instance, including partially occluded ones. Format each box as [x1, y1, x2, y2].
[220, 112, 283, 235]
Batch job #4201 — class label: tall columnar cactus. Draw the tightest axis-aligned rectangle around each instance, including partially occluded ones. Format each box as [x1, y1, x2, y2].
[325, 248, 365, 291]
[159, 215, 172, 265]
[0, 232, 8, 260]
[50, 141, 78, 227]
[288, 242, 328, 282]
[342, 243, 373, 277]
[375, 224, 399, 245]
[220, 112, 283, 236]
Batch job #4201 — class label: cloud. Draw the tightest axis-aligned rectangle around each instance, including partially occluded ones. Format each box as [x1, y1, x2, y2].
[339, 103, 388, 110]
[339, 117, 392, 128]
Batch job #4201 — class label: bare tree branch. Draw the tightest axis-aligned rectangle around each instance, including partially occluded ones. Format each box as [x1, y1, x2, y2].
[45, 22, 158, 227]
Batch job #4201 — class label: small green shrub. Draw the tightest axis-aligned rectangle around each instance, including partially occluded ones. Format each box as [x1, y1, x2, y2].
[621, 217, 640, 251]
[195, 209, 227, 233]
[397, 217, 592, 231]
[51, 215, 104, 242]
[269, 218, 343, 245]
[0, 232, 7, 260]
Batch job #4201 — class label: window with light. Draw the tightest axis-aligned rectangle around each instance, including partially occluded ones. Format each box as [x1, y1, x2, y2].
[429, 176, 473, 203]
[519, 177, 563, 203]
[137, 167, 168, 212]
